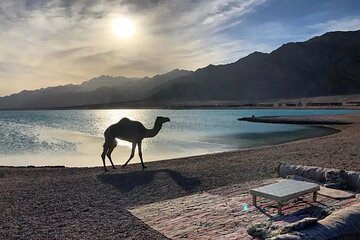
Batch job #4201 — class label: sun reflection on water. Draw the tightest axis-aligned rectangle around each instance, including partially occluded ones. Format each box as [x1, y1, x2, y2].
[95, 109, 153, 149]
[0, 109, 351, 167]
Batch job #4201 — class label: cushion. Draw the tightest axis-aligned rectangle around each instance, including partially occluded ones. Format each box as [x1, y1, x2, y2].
[272, 203, 360, 240]
[278, 164, 360, 192]
[286, 175, 323, 185]
[278, 163, 335, 183]
[324, 170, 348, 190]
[346, 171, 360, 192]
[318, 186, 355, 200]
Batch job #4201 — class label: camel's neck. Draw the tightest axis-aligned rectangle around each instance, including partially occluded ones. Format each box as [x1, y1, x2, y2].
[144, 121, 163, 138]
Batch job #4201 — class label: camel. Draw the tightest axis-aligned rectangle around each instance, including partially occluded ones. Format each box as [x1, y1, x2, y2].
[101, 116, 170, 172]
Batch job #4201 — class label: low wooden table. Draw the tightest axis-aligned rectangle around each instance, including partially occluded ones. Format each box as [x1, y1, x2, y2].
[250, 179, 320, 215]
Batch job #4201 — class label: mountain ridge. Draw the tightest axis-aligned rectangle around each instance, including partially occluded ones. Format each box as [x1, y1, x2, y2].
[0, 30, 359, 109]
[147, 30, 360, 103]
[0, 69, 192, 109]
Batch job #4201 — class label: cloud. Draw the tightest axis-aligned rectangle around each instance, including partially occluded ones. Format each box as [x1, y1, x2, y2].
[0, 0, 270, 96]
[307, 17, 360, 33]
[3, 0, 359, 97]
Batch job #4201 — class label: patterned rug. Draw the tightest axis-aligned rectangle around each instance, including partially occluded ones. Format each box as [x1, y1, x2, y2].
[129, 179, 359, 239]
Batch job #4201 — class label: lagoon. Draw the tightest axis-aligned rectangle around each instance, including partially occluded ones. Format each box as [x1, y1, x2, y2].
[0, 109, 358, 167]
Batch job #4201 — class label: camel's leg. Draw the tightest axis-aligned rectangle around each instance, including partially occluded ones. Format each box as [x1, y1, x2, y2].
[106, 145, 117, 169]
[102, 138, 117, 172]
[101, 144, 109, 172]
[122, 142, 136, 168]
[138, 141, 147, 169]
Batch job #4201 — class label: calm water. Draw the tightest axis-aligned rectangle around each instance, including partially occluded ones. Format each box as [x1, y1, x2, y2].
[0, 109, 358, 167]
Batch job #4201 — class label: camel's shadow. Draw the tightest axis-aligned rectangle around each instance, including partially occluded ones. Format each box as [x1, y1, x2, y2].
[98, 169, 201, 193]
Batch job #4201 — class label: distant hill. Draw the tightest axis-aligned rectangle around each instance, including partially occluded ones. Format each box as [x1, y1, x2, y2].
[1, 30, 359, 109]
[147, 30, 360, 103]
[0, 69, 192, 109]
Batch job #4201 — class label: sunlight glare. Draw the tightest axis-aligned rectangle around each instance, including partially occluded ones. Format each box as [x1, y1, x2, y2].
[112, 17, 136, 39]
[96, 109, 142, 148]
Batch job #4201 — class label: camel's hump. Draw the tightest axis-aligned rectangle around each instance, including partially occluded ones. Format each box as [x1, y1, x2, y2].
[118, 117, 131, 122]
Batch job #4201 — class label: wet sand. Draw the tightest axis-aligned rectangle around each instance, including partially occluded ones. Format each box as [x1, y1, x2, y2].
[0, 114, 359, 239]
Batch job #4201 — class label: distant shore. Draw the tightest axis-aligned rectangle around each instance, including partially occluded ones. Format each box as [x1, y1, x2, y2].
[238, 115, 353, 125]
[0, 93, 359, 110]
[0, 105, 359, 111]
[1, 113, 359, 239]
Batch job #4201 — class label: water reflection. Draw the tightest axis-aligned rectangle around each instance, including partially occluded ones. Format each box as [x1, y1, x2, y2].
[0, 109, 358, 166]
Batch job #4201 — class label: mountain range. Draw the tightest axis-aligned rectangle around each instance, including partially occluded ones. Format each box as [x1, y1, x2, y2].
[0, 30, 359, 109]
[0, 69, 192, 109]
[149, 30, 360, 103]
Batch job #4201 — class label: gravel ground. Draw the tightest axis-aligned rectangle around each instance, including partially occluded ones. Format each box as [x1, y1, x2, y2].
[0, 114, 359, 239]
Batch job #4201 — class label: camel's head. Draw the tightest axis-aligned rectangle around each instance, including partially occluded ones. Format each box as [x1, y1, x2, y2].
[156, 116, 170, 124]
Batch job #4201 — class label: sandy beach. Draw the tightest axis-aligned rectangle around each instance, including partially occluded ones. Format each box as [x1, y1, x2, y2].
[1, 113, 360, 239]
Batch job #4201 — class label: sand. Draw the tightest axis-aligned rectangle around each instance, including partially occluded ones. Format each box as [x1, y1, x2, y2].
[0, 113, 359, 239]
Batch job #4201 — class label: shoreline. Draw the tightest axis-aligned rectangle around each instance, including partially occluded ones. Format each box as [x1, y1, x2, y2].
[0, 106, 360, 111]
[0, 122, 340, 169]
[0, 113, 356, 171]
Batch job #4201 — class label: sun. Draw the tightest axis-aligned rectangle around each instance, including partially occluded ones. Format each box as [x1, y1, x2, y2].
[112, 17, 136, 39]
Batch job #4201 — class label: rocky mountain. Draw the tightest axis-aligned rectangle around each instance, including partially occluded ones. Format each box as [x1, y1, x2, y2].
[148, 30, 360, 103]
[1, 30, 359, 109]
[0, 69, 192, 109]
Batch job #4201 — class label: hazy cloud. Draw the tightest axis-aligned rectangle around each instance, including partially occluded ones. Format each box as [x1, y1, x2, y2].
[308, 17, 360, 33]
[0, 0, 359, 96]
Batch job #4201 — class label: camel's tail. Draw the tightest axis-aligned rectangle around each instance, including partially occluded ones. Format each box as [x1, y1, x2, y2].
[103, 138, 117, 149]
[101, 138, 116, 160]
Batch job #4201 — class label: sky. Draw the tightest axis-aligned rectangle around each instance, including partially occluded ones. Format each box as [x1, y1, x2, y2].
[0, 0, 360, 96]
